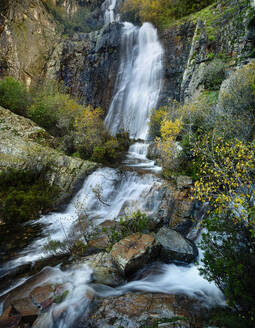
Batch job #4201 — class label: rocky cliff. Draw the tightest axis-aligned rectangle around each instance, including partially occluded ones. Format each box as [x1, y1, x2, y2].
[1, 0, 253, 110]
[0, 106, 98, 204]
[159, 0, 255, 105]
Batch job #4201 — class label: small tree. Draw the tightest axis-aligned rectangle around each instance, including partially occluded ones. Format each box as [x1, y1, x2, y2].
[0, 77, 30, 115]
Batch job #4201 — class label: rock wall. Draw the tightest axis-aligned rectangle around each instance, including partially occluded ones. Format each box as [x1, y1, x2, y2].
[47, 22, 122, 110]
[0, 0, 60, 87]
[159, 0, 255, 105]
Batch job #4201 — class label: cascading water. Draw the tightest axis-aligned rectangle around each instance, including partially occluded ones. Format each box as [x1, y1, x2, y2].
[105, 22, 164, 140]
[0, 1, 225, 326]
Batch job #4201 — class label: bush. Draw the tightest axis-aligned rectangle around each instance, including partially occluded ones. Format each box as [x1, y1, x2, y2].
[121, 0, 215, 28]
[200, 213, 255, 327]
[217, 62, 255, 141]
[0, 76, 30, 115]
[203, 58, 226, 90]
[0, 168, 60, 224]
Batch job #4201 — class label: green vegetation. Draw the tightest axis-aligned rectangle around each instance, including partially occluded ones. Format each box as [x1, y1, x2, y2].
[0, 77, 30, 115]
[108, 211, 149, 247]
[149, 61, 255, 326]
[0, 168, 60, 224]
[43, 0, 102, 35]
[121, 0, 215, 28]
[0, 77, 130, 164]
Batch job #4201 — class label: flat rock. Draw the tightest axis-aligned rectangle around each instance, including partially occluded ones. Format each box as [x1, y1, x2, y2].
[110, 233, 161, 276]
[156, 227, 198, 263]
[89, 292, 207, 327]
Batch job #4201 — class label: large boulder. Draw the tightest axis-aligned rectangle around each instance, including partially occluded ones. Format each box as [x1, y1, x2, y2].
[88, 292, 208, 328]
[82, 252, 124, 287]
[156, 227, 198, 263]
[110, 233, 161, 276]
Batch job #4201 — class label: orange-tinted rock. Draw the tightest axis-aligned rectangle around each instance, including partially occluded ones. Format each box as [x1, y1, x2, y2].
[89, 293, 208, 327]
[12, 297, 39, 317]
[110, 233, 160, 276]
[30, 285, 54, 305]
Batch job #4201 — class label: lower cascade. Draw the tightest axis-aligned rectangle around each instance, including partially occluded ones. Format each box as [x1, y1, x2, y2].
[0, 8, 225, 328]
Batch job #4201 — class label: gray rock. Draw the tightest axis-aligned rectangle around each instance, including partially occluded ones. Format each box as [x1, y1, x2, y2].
[156, 227, 198, 263]
[82, 252, 124, 287]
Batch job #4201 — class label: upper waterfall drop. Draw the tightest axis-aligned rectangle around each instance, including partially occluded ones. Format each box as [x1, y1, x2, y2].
[102, 0, 119, 24]
[105, 21, 164, 140]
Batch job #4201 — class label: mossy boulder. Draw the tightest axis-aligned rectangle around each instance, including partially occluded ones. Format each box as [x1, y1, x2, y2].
[0, 106, 99, 204]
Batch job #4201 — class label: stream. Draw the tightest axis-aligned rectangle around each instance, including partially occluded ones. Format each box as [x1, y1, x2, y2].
[0, 0, 225, 326]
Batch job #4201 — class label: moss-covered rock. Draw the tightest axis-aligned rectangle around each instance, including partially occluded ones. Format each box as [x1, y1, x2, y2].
[0, 106, 99, 204]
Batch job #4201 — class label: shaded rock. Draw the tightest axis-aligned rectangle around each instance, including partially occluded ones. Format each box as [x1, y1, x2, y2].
[12, 297, 39, 317]
[110, 233, 161, 276]
[83, 252, 124, 287]
[0, 107, 99, 205]
[156, 227, 198, 263]
[88, 292, 208, 328]
[0, 305, 21, 328]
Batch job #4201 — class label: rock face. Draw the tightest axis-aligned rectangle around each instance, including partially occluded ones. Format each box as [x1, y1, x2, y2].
[159, 0, 255, 105]
[110, 233, 160, 276]
[0, 106, 98, 203]
[88, 292, 208, 328]
[0, 0, 60, 86]
[156, 227, 198, 263]
[47, 22, 122, 111]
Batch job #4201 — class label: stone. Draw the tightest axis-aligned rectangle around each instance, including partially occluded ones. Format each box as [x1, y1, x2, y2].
[2, 267, 56, 311]
[110, 233, 161, 276]
[156, 227, 198, 263]
[0, 107, 99, 205]
[29, 285, 54, 306]
[176, 176, 193, 190]
[89, 293, 208, 327]
[83, 252, 124, 287]
[12, 297, 39, 317]
[0, 305, 21, 328]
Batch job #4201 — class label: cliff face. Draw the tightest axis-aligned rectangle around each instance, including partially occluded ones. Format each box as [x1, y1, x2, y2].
[0, 0, 60, 87]
[159, 0, 255, 105]
[47, 22, 122, 110]
[0, 0, 254, 109]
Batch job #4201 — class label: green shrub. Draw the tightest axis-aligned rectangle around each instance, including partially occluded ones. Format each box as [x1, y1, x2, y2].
[0, 169, 60, 224]
[203, 58, 226, 90]
[0, 76, 30, 115]
[121, 0, 215, 28]
[200, 213, 255, 327]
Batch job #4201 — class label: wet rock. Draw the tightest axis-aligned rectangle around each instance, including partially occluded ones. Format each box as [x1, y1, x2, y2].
[29, 285, 54, 307]
[83, 252, 124, 287]
[12, 297, 39, 317]
[0, 305, 21, 328]
[89, 292, 208, 327]
[2, 267, 56, 311]
[156, 227, 198, 263]
[110, 233, 161, 276]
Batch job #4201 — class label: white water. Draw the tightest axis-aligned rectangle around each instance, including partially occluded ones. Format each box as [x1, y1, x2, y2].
[102, 0, 119, 24]
[105, 22, 164, 139]
[0, 7, 225, 328]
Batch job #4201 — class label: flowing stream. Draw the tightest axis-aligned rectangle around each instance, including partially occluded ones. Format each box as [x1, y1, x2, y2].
[0, 1, 224, 326]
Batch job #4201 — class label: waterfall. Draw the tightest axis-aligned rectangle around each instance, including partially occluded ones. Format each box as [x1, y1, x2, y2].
[102, 0, 119, 24]
[105, 22, 164, 140]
